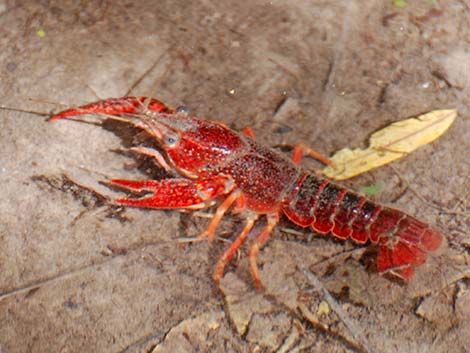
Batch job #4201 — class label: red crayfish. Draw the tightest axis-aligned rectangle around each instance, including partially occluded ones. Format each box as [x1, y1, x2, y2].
[50, 96, 443, 289]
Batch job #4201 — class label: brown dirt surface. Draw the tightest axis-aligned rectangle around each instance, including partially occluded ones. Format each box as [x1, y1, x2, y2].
[1, 1, 469, 352]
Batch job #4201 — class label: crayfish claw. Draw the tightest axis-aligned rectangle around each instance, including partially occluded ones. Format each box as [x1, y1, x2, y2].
[49, 96, 173, 122]
[109, 179, 160, 192]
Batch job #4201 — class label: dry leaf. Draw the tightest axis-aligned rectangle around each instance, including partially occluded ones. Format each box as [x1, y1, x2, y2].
[317, 301, 330, 316]
[322, 109, 457, 180]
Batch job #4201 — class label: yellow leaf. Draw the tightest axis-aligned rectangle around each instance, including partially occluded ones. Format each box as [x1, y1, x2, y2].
[36, 29, 46, 38]
[317, 301, 330, 316]
[322, 109, 457, 180]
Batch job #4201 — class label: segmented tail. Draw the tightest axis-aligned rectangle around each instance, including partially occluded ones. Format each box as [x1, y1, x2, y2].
[283, 173, 443, 279]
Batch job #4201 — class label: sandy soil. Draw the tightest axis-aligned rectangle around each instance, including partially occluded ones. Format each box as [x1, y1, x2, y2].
[1, 1, 469, 352]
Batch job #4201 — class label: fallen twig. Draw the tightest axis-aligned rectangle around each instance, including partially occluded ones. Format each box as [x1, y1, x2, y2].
[301, 268, 375, 353]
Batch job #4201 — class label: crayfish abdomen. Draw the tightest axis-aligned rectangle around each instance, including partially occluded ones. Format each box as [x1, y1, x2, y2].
[283, 173, 443, 279]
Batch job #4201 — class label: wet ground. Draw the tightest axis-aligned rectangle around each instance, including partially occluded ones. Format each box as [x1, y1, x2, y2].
[1, 1, 469, 352]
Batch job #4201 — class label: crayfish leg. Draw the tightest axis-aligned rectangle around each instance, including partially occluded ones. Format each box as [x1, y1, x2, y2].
[130, 146, 172, 171]
[199, 190, 241, 242]
[248, 213, 280, 291]
[213, 215, 258, 283]
[292, 143, 334, 166]
[240, 127, 256, 139]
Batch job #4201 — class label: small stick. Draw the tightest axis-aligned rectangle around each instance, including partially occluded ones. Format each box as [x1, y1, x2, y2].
[0, 105, 49, 116]
[27, 97, 72, 108]
[391, 165, 469, 217]
[180, 210, 214, 219]
[125, 52, 168, 97]
[301, 268, 375, 353]
[175, 235, 231, 244]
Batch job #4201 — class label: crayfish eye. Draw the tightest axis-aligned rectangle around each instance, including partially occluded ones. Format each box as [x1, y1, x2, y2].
[176, 105, 190, 115]
[163, 134, 179, 147]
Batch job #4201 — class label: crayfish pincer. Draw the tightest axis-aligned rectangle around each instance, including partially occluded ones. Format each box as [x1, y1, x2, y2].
[50, 96, 443, 289]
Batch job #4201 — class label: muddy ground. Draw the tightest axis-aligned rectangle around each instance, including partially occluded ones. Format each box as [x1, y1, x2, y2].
[1, 1, 469, 352]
